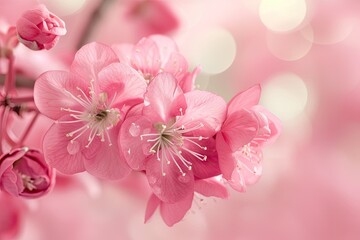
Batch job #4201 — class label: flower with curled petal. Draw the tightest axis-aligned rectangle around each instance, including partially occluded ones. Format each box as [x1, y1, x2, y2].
[119, 72, 226, 203]
[34, 42, 147, 180]
[216, 85, 281, 192]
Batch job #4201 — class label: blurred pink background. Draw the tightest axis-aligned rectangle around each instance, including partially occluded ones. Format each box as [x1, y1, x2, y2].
[1, 0, 360, 239]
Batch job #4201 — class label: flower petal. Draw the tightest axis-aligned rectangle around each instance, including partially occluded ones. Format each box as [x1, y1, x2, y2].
[221, 109, 259, 151]
[119, 116, 153, 171]
[131, 37, 161, 78]
[70, 42, 119, 84]
[83, 129, 131, 180]
[34, 71, 79, 120]
[229, 148, 263, 192]
[179, 66, 200, 93]
[180, 90, 227, 136]
[146, 154, 194, 203]
[42, 120, 86, 175]
[149, 34, 178, 64]
[144, 194, 161, 223]
[215, 133, 236, 180]
[227, 84, 261, 116]
[97, 62, 147, 108]
[143, 73, 186, 123]
[112, 43, 133, 64]
[163, 52, 188, 81]
[160, 192, 193, 227]
[182, 137, 221, 179]
[194, 178, 228, 199]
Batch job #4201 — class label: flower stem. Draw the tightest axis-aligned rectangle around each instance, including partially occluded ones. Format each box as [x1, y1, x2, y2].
[4, 54, 15, 94]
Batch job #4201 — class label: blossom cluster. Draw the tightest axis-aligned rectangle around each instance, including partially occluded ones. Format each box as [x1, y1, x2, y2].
[0, 4, 280, 227]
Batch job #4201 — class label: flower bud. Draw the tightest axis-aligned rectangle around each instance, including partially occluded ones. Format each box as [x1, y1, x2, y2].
[0, 147, 55, 198]
[16, 4, 66, 51]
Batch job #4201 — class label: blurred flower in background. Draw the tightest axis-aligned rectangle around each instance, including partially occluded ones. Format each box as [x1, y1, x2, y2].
[0, 0, 360, 239]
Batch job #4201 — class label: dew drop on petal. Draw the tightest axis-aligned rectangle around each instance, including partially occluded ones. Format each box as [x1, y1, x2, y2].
[129, 123, 140, 137]
[144, 98, 150, 106]
[67, 141, 80, 155]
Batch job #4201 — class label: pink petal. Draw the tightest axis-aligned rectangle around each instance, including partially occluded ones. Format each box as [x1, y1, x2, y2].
[160, 192, 193, 227]
[227, 84, 261, 116]
[215, 133, 236, 180]
[143, 73, 186, 123]
[1, 170, 21, 197]
[149, 34, 178, 64]
[194, 178, 229, 199]
[221, 109, 259, 151]
[229, 149, 263, 192]
[112, 43, 133, 64]
[34, 71, 79, 120]
[180, 90, 227, 136]
[179, 66, 200, 93]
[253, 106, 282, 144]
[163, 52, 188, 81]
[83, 128, 131, 180]
[119, 116, 153, 171]
[144, 194, 161, 223]
[182, 138, 221, 179]
[146, 155, 194, 203]
[131, 37, 161, 78]
[70, 42, 119, 84]
[42, 119, 86, 175]
[97, 62, 147, 108]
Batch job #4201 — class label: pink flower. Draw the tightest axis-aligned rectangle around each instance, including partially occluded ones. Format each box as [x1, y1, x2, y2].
[216, 85, 281, 192]
[119, 73, 226, 203]
[144, 178, 228, 226]
[0, 147, 55, 198]
[16, 4, 66, 51]
[126, 0, 179, 35]
[112, 34, 199, 92]
[34, 42, 147, 180]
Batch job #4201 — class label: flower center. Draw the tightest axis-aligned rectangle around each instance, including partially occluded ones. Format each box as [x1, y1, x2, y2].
[140, 108, 208, 177]
[58, 81, 120, 148]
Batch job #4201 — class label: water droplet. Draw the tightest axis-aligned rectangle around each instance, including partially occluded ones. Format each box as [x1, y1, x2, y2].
[144, 98, 150, 106]
[129, 123, 140, 137]
[67, 141, 80, 155]
[178, 174, 190, 183]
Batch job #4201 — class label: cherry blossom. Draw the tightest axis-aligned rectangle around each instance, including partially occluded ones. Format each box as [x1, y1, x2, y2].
[34, 42, 147, 180]
[119, 72, 226, 203]
[216, 85, 281, 192]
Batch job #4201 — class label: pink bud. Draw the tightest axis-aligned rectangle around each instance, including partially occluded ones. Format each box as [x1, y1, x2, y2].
[16, 4, 66, 51]
[0, 147, 55, 198]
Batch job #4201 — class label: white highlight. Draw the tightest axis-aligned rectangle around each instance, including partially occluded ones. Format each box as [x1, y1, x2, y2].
[261, 72, 308, 121]
[259, 0, 307, 32]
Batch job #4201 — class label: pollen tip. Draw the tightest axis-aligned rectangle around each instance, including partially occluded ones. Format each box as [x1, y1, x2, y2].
[162, 172, 166, 177]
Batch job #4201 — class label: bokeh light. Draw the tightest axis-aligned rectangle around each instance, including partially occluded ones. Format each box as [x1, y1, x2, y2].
[259, 0, 307, 32]
[184, 28, 237, 75]
[260, 72, 308, 121]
